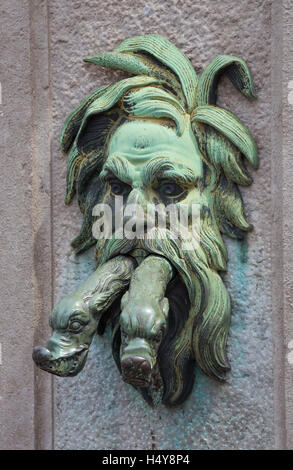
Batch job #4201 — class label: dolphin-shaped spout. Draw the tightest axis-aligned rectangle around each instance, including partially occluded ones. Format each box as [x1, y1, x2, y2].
[33, 255, 136, 376]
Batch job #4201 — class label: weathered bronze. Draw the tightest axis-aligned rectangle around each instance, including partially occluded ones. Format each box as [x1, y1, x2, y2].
[33, 34, 258, 407]
[33, 256, 136, 376]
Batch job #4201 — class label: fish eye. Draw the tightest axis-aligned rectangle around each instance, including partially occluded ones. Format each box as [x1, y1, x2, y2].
[109, 179, 131, 197]
[68, 320, 84, 333]
[158, 180, 184, 198]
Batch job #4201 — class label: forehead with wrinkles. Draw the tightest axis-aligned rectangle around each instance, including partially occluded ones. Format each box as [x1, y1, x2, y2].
[105, 120, 203, 184]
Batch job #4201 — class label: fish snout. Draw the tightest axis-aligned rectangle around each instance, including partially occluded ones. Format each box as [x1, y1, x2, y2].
[32, 346, 52, 366]
[121, 355, 152, 387]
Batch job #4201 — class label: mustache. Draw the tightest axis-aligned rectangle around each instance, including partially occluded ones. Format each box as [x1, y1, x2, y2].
[93, 214, 230, 405]
[95, 226, 200, 303]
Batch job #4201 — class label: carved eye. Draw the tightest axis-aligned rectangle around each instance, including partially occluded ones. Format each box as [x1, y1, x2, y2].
[158, 180, 184, 198]
[109, 179, 131, 197]
[68, 320, 84, 333]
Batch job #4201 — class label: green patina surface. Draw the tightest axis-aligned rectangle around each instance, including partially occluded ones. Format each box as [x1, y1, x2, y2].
[33, 34, 258, 407]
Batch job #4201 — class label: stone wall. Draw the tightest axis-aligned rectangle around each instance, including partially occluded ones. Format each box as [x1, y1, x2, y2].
[0, 0, 292, 450]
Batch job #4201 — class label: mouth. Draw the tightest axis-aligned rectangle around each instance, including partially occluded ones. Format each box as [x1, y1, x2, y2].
[129, 248, 149, 265]
[32, 346, 88, 377]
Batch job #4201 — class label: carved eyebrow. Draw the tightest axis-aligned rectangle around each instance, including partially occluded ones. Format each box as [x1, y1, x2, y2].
[49, 309, 88, 330]
[100, 156, 132, 184]
[69, 310, 88, 320]
[142, 157, 198, 186]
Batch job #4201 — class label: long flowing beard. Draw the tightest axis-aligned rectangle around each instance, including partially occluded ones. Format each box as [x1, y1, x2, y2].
[94, 210, 231, 406]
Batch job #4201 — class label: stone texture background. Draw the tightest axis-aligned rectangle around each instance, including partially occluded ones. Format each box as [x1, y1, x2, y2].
[50, 0, 273, 450]
[1, 0, 293, 450]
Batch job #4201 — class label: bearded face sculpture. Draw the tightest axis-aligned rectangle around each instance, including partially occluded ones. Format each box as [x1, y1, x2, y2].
[33, 35, 258, 407]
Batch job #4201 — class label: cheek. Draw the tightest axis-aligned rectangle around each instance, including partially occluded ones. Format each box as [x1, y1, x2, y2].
[179, 188, 205, 205]
[86, 318, 99, 333]
[105, 190, 132, 209]
[76, 322, 97, 346]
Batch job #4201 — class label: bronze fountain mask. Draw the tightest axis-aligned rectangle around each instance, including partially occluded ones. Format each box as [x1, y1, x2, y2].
[33, 34, 258, 407]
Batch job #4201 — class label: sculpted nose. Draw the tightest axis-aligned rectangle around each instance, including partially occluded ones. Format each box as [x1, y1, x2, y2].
[126, 188, 147, 210]
[124, 188, 148, 233]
